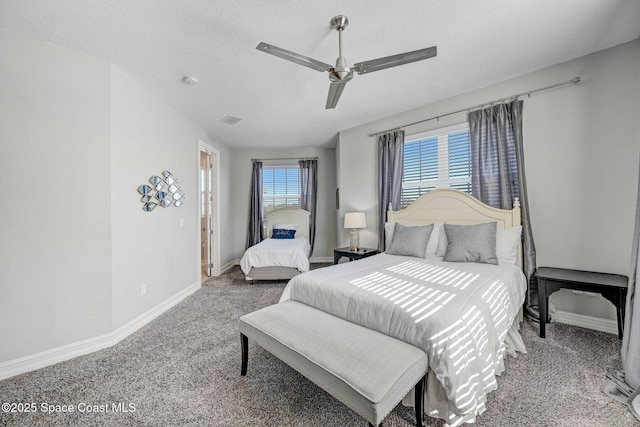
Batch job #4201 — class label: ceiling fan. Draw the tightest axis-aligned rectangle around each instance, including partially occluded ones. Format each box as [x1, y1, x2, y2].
[256, 15, 437, 109]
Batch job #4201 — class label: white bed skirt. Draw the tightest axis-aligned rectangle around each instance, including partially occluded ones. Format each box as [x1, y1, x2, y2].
[402, 316, 527, 426]
[245, 266, 301, 281]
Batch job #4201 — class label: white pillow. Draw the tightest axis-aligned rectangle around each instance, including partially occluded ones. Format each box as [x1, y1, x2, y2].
[497, 226, 522, 264]
[436, 228, 448, 257]
[272, 223, 298, 230]
[426, 223, 443, 255]
[384, 222, 395, 250]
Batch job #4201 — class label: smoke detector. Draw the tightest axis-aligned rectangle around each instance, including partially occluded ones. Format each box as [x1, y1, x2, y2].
[181, 75, 199, 85]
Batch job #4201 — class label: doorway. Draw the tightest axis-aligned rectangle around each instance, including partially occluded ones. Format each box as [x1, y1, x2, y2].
[198, 139, 220, 280]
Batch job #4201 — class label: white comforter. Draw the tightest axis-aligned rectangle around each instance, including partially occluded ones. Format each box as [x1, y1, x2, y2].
[240, 237, 311, 275]
[280, 253, 527, 425]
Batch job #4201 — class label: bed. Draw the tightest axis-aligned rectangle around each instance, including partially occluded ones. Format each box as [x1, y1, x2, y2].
[277, 189, 527, 425]
[240, 208, 311, 282]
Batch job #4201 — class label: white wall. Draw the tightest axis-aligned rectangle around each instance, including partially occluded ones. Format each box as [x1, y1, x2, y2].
[0, 31, 234, 370]
[231, 147, 337, 261]
[0, 30, 112, 362]
[110, 66, 230, 330]
[337, 39, 640, 324]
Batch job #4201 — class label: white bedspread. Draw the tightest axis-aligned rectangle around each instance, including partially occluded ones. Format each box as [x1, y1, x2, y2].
[240, 237, 310, 275]
[279, 253, 527, 425]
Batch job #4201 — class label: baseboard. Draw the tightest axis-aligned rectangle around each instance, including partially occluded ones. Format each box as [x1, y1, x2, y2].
[553, 310, 618, 335]
[222, 259, 240, 273]
[0, 331, 114, 381]
[0, 281, 200, 381]
[111, 281, 200, 344]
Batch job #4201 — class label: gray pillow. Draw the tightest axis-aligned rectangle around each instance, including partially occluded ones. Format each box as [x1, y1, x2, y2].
[443, 222, 498, 264]
[386, 223, 433, 258]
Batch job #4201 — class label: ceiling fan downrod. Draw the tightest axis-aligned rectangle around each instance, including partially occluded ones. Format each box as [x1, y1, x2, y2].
[329, 15, 353, 83]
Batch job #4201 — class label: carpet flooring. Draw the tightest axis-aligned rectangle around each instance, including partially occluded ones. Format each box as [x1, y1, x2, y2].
[1, 265, 638, 427]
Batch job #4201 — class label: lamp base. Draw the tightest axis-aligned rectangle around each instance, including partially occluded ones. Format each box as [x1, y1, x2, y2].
[349, 229, 360, 251]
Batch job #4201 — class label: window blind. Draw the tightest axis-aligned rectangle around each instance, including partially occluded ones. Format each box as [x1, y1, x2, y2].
[263, 167, 301, 215]
[401, 126, 471, 208]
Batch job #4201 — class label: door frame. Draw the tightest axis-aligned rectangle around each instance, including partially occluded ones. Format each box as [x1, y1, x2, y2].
[197, 138, 221, 279]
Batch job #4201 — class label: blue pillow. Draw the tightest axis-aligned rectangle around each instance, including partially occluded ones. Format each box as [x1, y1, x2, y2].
[272, 228, 296, 239]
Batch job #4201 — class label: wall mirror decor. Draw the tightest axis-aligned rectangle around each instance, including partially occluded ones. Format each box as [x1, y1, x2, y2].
[138, 184, 153, 195]
[137, 170, 185, 211]
[143, 202, 157, 212]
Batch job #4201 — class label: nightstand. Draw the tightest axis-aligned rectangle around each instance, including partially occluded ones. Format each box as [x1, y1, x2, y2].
[333, 247, 379, 264]
[534, 267, 628, 339]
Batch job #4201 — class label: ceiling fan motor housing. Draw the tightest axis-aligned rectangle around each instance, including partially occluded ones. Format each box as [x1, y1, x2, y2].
[329, 57, 353, 82]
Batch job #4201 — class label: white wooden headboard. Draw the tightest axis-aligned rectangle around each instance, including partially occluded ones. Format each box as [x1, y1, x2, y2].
[266, 208, 311, 239]
[388, 189, 522, 268]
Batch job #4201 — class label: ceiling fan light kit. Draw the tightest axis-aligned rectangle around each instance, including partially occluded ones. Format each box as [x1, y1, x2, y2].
[256, 15, 437, 109]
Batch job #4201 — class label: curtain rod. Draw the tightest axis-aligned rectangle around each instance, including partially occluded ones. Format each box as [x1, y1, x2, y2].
[368, 77, 581, 137]
[250, 156, 318, 162]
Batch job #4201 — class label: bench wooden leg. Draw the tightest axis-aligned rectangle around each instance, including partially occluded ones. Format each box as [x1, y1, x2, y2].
[415, 375, 426, 427]
[618, 288, 626, 339]
[241, 333, 248, 376]
[369, 374, 426, 427]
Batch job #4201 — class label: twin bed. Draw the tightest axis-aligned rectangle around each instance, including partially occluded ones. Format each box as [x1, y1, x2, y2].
[240, 208, 311, 282]
[240, 189, 527, 426]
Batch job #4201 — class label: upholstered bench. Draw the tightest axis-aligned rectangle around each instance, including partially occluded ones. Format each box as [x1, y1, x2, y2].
[239, 300, 428, 427]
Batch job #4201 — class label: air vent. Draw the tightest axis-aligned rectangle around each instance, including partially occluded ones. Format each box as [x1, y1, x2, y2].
[221, 115, 242, 125]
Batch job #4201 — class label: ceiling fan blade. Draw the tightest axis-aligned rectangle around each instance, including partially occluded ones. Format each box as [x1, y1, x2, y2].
[326, 80, 348, 109]
[256, 42, 333, 72]
[353, 46, 437, 75]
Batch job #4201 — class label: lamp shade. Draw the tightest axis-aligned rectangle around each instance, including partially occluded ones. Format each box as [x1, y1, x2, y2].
[344, 212, 367, 229]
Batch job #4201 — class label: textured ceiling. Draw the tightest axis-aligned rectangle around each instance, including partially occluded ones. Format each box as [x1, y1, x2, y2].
[1, 0, 639, 149]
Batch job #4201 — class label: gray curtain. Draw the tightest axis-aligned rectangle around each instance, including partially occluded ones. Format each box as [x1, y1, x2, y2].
[246, 160, 264, 248]
[623, 180, 640, 390]
[603, 156, 640, 420]
[377, 130, 405, 252]
[469, 100, 538, 317]
[299, 159, 318, 256]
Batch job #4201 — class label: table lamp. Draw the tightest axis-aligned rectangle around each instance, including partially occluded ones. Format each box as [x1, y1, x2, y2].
[344, 212, 367, 250]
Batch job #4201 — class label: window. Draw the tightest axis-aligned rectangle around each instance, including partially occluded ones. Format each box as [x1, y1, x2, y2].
[401, 124, 471, 208]
[262, 166, 300, 216]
